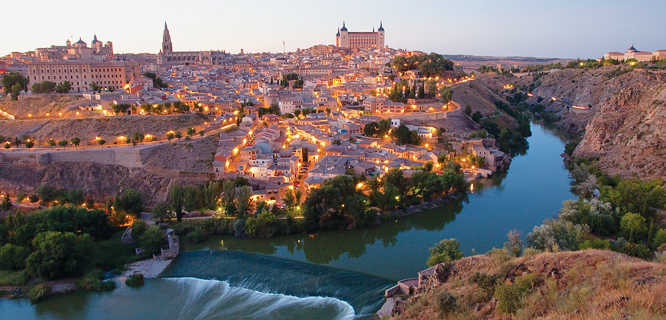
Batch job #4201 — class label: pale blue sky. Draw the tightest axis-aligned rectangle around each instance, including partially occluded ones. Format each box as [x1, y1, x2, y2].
[2, 0, 665, 58]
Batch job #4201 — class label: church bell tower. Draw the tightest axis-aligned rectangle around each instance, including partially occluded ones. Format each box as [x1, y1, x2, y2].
[161, 22, 173, 54]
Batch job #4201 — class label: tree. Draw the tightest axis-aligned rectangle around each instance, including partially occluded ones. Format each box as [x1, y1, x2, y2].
[0, 243, 29, 270]
[112, 103, 131, 115]
[620, 212, 647, 242]
[439, 86, 452, 104]
[26, 231, 93, 279]
[71, 137, 81, 148]
[138, 226, 166, 255]
[58, 140, 68, 147]
[55, 81, 72, 93]
[90, 82, 102, 93]
[427, 238, 463, 266]
[114, 189, 144, 215]
[2, 72, 28, 100]
[526, 219, 588, 251]
[168, 185, 185, 221]
[235, 186, 252, 216]
[32, 81, 57, 94]
[151, 201, 171, 223]
[303, 175, 371, 231]
[47, 139, 56, 147]
[187, 127, 196, 136]
[504, 230, 523, 257]
[166, 132, 175, 142]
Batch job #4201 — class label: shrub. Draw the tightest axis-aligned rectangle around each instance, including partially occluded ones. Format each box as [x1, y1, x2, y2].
[131, 220, 148, 240]
[138, 226, 166, 255]
[653, 229, 666, 249]
[77, 270, 116, 292]
[470, 272, 501, 300]
[427, 238, 463, 266]
[185, 229, 207, 244]
[0, 243, 30, 270]
[436, 290, 457, 315]
[125, 273, 144, 288]
[27, 284, 51, 303]
[579, 238, 611, 250]
[504, 230, 523, 257]
[620, 212, 647, 242]
[526, 219, 588, 251]
[616, 241, 651, 259]
[494, 274, 538, 314]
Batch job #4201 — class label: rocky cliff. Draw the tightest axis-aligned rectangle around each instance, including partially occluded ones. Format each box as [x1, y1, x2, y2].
[508, 67, 665, 180]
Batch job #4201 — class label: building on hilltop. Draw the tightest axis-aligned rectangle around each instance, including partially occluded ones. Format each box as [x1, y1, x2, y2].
[32, 35, 113, 62]
[335, 21, 385, 50]
[28, 61, 130, 93]
[158, 22, 228, 65]
[604, 45, 665, 62]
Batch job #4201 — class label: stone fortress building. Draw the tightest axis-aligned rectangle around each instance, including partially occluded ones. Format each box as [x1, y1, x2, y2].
[33, 35, 113, 62]
[158, 22, 228, 65]
[28, 61, 129, 93]
[604, 45, 666, 62]
[335, 21, 385, 50]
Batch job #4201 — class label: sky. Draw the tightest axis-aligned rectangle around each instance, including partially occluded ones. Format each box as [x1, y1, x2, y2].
[1, 0, 665, 58]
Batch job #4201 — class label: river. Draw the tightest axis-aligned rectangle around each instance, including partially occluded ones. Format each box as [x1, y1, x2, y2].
[0, 123, 575, 319]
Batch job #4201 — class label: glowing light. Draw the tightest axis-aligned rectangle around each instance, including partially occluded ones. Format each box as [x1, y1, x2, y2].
[355, 182, 364, 190]
[233, 147, 239, 155]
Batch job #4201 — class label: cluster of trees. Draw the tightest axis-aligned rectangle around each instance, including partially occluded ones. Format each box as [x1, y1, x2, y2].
[1, 135, 39, 149]
[363, 119, 392, 137]
[143, 72, 169, 89]
[0, 207, 114, 281]
[31, 81, 72, 94]
[363, 119, 421, 145]
[302, 166, 466, 232]
[526, 160, 666, 259]
[387, 80, 452, 104]
[1, 72, 29, 100]
[391, 53, 454, 76]
[464, 101, 530, 156]
[153, 181, 226, 222]
[137, 101, 190, 115]
[258, 103, 281, 117]
[36, 185, 86, 206]
[279, 73, 304, 89]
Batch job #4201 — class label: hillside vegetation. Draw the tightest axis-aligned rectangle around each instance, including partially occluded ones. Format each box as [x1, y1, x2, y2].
[394, 249, 665, 320]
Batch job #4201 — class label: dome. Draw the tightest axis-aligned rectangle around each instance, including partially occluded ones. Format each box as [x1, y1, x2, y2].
[378, 21, 384, 31]
[91, 34, 101, 44]
[340, 22, 348, 32]
[627, 45, 637, 52]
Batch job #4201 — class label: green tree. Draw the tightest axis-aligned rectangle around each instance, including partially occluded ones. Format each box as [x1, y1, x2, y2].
[235, 186, 252, 216]
[168, 185, 185, 221]
[151, 201, 171, 222]
[0, 243, 30, 270]
[26, 231, 93, 279]
[57, 140, 68, 147]
[71, 137, 81, 147]
[439, 86, 452, 104]
[187, 127, 196, 136]
[138, 226, 166, 255]
[114, 189, 144, 215]
[620, 212, 647, 242]
[2, 72, 29, 100]
[427, 238, 463, 266]
[32, 81, 56, 94]
[55, 81, 72, 93]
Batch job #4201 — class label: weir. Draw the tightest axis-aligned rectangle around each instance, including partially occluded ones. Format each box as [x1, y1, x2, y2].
[161, 250, 393, 315]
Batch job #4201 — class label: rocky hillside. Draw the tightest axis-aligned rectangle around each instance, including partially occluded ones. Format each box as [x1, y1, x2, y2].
[0, 94, 88, 119]
[491, 67, 665, 180]
[393, 249, 665, 319]
[0, 137, 216, 205]
[0, 114, 210, 145]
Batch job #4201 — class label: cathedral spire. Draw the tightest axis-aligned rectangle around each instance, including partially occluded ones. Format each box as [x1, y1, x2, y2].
[161, 21, 173, 54]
